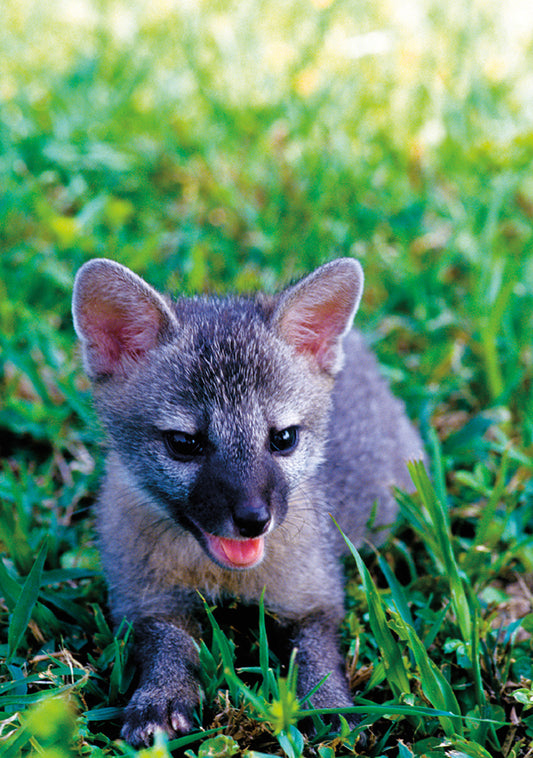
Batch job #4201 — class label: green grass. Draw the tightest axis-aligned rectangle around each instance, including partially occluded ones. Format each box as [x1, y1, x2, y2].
[1, 0, 533, 755]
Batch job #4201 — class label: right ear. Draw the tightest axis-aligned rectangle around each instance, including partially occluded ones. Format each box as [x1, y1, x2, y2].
[72, 259, 177, 380]
[272, 258, 364, 375]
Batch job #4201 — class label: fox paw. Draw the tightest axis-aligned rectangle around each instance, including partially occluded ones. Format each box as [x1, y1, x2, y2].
[121, 686, 195, 748]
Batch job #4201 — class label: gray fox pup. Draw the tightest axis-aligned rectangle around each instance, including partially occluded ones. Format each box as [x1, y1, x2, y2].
[72, 257, 424, 747]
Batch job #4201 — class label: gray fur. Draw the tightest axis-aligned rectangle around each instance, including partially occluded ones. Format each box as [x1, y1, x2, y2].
[72, 257, 424, 746]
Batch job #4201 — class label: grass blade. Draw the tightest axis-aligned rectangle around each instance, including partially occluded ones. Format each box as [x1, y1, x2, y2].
[258, 588, 275, 700]
[334, 519, 411, 696]
[473, 450, 509, 549]
[200, 596, 239, 701]
[7, 540, 48, 662]
[407, 461, 472, 644]
[388, 610, 464, 738]
[377, 554, 415, 629]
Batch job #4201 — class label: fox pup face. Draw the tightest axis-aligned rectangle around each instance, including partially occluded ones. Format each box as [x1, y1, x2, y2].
[72, 258, 364, 570]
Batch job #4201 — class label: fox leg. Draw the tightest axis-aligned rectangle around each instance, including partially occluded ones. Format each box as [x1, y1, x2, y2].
[291, 612, 353, 710]
[121, 617, 201, 748]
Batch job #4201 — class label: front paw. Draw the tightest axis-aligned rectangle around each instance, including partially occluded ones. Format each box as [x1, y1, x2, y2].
[121, 684, 196, 748]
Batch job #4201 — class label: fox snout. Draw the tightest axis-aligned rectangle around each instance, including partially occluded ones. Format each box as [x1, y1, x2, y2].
[190, 476, 285, 539]
[185, 459, 288, 569]
[232, 494, 272, 538]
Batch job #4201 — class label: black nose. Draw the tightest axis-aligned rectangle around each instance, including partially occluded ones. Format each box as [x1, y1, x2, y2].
[233, 498, 271, 538]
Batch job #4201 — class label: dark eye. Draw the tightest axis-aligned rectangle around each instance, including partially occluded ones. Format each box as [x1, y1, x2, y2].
[164, 431, 205, 460]
[269, 426, 299, 455]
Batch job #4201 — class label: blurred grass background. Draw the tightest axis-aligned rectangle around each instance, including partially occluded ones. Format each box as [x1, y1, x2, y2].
[1, 0, 533, 755]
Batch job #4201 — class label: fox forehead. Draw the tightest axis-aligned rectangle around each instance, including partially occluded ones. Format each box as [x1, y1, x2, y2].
[176, 296, 280, 379]
[158, 298, 304, 402]
[145, 303, 329, 437]
[155, 335, 319, 430]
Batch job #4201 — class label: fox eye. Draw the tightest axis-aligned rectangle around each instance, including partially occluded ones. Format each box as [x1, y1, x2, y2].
[269, 426, 299, 455]
[164, 431, 205, 460]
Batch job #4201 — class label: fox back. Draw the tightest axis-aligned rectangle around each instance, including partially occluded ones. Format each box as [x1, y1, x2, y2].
[72, 257, 424, 746]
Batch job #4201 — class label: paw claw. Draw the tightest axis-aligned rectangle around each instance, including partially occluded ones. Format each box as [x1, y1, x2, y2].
[120, 686, 197, 747]
[121, 721, 157, 749]
[171, 712, 192, 733]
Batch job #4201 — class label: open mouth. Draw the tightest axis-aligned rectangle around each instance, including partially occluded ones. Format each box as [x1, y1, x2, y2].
[204, 532, 265, 569]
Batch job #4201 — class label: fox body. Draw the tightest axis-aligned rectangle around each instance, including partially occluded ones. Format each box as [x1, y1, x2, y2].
[72, 257, 424, 746]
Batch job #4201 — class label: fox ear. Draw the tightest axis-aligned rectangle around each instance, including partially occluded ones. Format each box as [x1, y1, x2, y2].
[72, 259, 176, 380]
[274, 258, 364, 374]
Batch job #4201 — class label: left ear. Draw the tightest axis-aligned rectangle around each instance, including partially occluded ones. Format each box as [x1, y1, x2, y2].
[72, 258, 177, 380]
[273, 258, 364, 374]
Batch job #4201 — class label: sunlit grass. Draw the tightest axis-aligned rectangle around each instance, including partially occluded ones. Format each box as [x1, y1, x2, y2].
[1, 0, 533, 755]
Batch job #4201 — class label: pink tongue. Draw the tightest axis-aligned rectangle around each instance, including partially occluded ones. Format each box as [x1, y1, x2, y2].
[214, 536, 264, 567]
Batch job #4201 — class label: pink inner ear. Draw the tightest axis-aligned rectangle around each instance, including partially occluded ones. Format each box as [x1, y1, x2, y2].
[289, 302, 342, 347]
[282, 298, 351, 372]
[84, 304, 161, 376]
